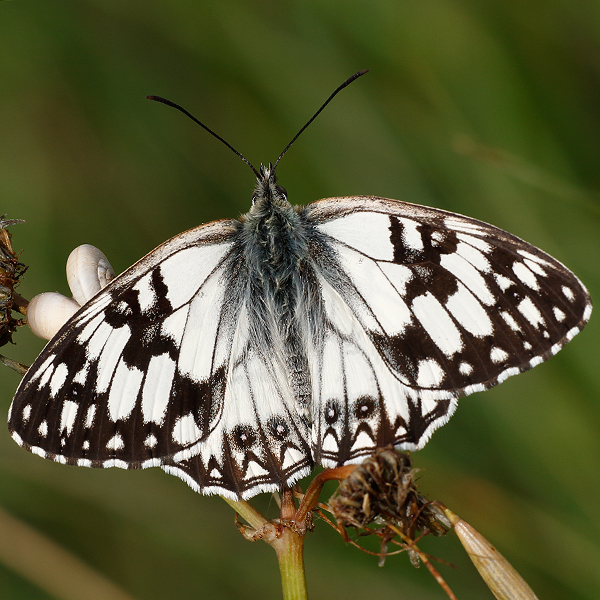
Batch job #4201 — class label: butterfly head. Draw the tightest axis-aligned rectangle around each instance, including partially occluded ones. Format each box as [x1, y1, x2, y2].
[252, 163, 289, 207]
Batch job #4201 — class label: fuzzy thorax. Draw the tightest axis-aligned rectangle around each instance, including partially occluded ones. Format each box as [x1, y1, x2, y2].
[241, 164, 311, 330]
[244, 164, 307, 275]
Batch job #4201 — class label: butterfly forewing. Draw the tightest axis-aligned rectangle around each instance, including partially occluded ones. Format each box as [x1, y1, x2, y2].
[10, 221, 242, 464]
[306, 196, 591, 464]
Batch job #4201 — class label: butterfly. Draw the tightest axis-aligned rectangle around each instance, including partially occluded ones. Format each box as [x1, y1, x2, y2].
[8, 72, 592, 500]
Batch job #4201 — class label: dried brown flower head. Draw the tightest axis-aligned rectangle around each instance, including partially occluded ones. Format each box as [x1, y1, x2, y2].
[329, 447, 449, 538]
[0, 218, 28, 372]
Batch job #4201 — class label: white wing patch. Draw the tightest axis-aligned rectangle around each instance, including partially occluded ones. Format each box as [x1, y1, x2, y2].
[60, 400, 78, 436]
[49, 363, 70, 398]
[440, 252, 495, 305]
[445, 283, 494, 338]
[107, 360, 143, 421]
[161, 245, 231, 309]
[334, 244, 413, 336]
[133, 273, 158, 313]
[318, 212, 393, 259]
[411, 292, 464, 357]
[141, 354, 176, 425]
[96, 326, 131, 394]
[172, 414, 203, 446]
[177, 276, 226, 381]
[416, 359, 446, 387]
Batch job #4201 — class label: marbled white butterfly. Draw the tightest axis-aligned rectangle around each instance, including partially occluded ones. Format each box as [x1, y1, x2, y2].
[9, 72, 592, 500]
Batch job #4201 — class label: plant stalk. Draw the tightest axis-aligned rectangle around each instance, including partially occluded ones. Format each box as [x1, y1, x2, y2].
[273, 527, 307, 600]
[271, 490, 308, 600]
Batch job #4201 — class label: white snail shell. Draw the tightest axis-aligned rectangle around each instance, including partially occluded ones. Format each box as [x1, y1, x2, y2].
[66, 244, 115, 306]
[27, 244, 116, 341]
[27, 292, 80, 340]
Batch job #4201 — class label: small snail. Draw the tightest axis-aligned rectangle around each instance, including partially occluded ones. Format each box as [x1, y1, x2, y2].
[27, 245, 116, 340]
[66, 244, 115, 307]
[27, 292, 81, 341]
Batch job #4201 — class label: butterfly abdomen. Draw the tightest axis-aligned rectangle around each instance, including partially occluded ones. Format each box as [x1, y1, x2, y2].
[238, 171, 321, 420]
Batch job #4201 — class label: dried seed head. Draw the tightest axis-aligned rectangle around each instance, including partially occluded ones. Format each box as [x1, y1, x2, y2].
[329, 447, 451, 543]
[0, 218, 27, 347]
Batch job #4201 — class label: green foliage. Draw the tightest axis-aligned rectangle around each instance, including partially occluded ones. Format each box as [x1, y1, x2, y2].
[0, 1, 598, 598]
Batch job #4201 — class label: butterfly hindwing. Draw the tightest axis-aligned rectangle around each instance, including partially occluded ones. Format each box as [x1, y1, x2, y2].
[307, 270, 457, 467]
[163, 296, 313, 498]
[306, 196, 591, 463]
[162, 323, 313, 498]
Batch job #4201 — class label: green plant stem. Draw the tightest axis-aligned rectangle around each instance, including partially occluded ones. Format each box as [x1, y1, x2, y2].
[227, 470, 373, 600]
[0, 354, 28, 375]
[272, 527, 307, 600]
[221, 496, 268, 531]
[272, 490, 308, 600]
[223, 469, 356, 600]
[223, 491, 308, 600]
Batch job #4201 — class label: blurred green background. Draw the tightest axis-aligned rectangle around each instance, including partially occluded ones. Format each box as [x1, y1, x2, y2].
[0, 1, 599, 599]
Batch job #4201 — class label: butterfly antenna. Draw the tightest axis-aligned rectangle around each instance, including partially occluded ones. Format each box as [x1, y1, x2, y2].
[272, 69, 368, 172]
[147, 95, 261, 179]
